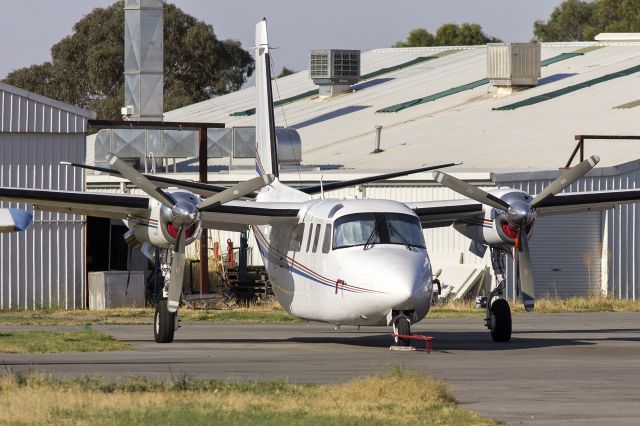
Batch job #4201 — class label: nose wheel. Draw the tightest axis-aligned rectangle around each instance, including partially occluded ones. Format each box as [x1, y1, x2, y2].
[393, 316, 411, 346]
[154, 299, 177, 343]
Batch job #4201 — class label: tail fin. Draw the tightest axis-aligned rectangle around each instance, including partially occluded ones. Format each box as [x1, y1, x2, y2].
[255, 18, 279, 179]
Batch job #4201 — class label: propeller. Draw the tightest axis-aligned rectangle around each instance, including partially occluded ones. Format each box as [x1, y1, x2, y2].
[106, 154, 273, 313]
[433, 155, 600, 312]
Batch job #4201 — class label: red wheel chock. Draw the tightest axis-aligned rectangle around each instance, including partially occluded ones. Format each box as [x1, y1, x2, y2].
[391, 334, 433, 353]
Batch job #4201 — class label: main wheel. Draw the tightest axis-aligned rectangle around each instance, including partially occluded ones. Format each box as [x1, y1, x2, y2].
[154, 299, 176, 343]
[395, 317, 411, 346]
[490, 299, 512, 342]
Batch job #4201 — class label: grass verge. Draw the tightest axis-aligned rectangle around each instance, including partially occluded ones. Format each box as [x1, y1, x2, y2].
[0, 329, 129, 353]
[429, 296, 640, 318]
[0, 367, 493, 425]
[1, 297, 639, 325]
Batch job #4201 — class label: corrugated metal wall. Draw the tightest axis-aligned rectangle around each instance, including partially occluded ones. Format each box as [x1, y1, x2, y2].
[0, 134, 86, 309]
[0, 83, 92, 309]
[0, 84, 91, 133]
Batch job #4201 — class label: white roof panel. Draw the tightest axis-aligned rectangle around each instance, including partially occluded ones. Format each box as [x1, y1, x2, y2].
[165, 42, 640, 172]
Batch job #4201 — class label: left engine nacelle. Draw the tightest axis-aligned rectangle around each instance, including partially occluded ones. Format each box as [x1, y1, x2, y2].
[124, 190, 202, 249]
[452, 189, 536, 248]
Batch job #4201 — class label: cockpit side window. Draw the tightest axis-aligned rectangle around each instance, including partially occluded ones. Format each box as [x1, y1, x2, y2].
[305, 223, 314, 252]
[322, 224, 332, 253]
[312, 224, 321, 253]
[289, 223, 305, 252]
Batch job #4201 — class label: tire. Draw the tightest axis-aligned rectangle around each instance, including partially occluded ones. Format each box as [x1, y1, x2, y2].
[154, 299, 176, 343]
[395, 317, 411, 346]
[490, 299, 512, 342]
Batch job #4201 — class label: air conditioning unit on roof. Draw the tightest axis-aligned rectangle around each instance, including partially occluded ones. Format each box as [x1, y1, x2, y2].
[309, 49, 360, 97]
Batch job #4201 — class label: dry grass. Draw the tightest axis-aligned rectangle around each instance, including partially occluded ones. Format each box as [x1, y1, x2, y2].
[0, 367, 494, 425]
[0, 330, 129, 353]
[429, 296, 640, 318]
[1, 296, 638, 326]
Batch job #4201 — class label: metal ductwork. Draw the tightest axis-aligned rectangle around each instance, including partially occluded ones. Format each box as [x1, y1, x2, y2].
[123, 0, 163, 121]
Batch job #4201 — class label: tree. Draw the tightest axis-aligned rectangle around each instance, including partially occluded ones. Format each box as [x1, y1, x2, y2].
[534, 0, 640, 42]
[394, 28, 434, 47]
[394, 23, 500, 47]
[277, 67, 296, 78]
[3, 1, 254, 119]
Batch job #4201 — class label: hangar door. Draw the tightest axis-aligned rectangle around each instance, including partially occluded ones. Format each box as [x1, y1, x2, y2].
[527, 212, 603, 298]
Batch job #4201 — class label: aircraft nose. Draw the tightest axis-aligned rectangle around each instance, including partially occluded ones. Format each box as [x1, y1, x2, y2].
[384, 262, 430, 310]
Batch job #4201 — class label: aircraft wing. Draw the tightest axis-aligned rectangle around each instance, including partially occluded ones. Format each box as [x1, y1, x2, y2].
[0, 187, 150, 220]
[406, 199, 483, 228]
[535, 189, 640, 216]
[200, 200, 301, 231]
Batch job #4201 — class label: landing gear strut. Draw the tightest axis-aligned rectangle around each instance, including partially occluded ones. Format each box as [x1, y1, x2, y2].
[481, 248, 512, 342]
[154, 250, 179, 343]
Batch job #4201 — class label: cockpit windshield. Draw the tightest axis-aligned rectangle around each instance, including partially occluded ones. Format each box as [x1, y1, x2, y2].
[333, 213, 425, 249]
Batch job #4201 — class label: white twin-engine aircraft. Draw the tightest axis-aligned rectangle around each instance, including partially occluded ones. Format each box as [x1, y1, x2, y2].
[3, 19, 640, 346]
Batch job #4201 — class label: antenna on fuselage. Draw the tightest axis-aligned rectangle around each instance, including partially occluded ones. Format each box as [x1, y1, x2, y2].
[320, 175, 324, 199]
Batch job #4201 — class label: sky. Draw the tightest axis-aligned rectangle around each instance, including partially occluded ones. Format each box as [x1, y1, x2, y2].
[0, 0, 564, 80]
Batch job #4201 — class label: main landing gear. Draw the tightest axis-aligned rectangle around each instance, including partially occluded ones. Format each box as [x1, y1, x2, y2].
[480, 248, 513, 342]
[154, 251, 179, 343]
[154, 299, 177, 343]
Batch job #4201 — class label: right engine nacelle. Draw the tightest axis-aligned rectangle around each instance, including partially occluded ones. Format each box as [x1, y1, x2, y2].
[452, 189, 535, 248]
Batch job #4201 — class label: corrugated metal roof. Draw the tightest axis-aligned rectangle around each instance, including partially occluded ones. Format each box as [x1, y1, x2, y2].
[0, 82, 95, 133]
[165, 42, 640, 172]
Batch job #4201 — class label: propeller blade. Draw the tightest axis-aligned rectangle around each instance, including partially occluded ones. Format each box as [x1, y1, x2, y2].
[517, 227, 535, 312]
[530, 155, 600, 208]
[167, 226, 186, 313]
[107, 153, 175, 207]
[433, 171, 511, 211]
[197, 174, 275, 211]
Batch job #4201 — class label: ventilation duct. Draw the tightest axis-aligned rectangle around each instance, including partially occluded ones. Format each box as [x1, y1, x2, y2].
[123, 0, 163, 121]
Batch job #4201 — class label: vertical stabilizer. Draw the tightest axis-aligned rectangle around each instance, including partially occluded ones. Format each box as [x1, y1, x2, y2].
[255, 19, 279, 179]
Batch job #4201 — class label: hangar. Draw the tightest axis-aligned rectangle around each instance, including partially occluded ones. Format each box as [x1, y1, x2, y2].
[136, 37, 638, 301]
[0, 82, 95, 309]
[5, 12, 640, 305]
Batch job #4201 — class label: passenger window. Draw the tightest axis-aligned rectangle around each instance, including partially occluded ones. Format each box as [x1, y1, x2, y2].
[289, 223, 304, 252]
[322, 224, 332, 253]
[305, 223, 314, 252]
[312, 224, 321, 253]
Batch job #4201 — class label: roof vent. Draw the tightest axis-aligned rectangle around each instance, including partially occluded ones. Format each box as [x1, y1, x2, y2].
[310, 49, 360, 97]
[487, 43, 540, 95]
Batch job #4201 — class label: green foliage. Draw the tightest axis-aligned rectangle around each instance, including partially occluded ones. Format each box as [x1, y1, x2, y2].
[534, 0, 640, 42]
[3, 1, 254, 119]
[394, 23, 501, 47]
[277, 67, 296, 78]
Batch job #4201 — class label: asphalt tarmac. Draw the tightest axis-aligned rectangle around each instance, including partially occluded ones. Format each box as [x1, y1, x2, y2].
[1, 312, 639, 425]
